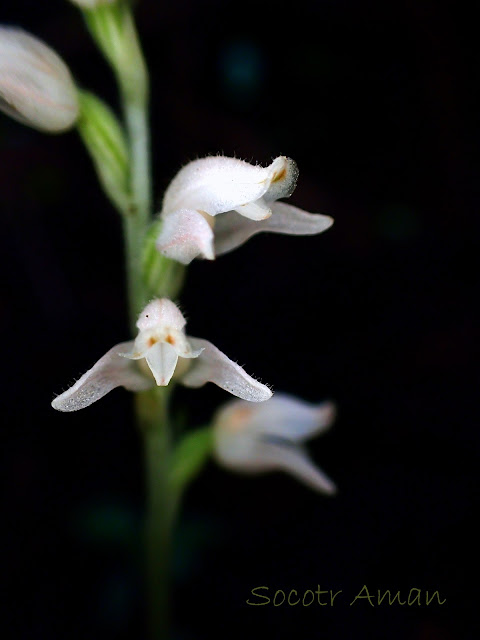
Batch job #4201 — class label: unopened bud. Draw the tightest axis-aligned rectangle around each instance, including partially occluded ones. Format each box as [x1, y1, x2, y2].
[0, 26, 79, 133]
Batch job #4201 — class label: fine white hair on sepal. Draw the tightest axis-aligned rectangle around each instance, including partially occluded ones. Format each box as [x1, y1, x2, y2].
[52, 299, 273, 410]
[161, 155, 297, 219]
[51, 341, 152, 412]
[181, 337, 273, 402]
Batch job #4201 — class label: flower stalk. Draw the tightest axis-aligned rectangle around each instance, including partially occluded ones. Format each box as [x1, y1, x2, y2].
[136, 387, 176, 640]
[81, 0, 152, 327]
[105, 7, 173, 636]
[115, 4, 152, 328]
[80, 4, 175, 637]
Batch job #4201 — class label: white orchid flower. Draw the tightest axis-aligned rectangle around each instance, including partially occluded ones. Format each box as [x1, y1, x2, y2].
[52, 299, 272, 412]
[0, 26, 79, 133]
[213, 393, 337, 494]
[155, 155, 334, 264]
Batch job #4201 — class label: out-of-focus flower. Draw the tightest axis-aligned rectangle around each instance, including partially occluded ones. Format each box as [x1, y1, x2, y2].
[69, 0, 116, 8]
[213, 393, 337, 494]
[52, 299, 272, 412]
[0, 26, 79, 133]
[155, 155, 334, 264]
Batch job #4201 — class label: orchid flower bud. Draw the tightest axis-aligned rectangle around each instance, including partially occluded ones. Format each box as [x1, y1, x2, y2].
[0, 26, 79, 133]
[155, 156, 334, 264]
[52, 299, 272, 412]
[213, 393, 337, 494]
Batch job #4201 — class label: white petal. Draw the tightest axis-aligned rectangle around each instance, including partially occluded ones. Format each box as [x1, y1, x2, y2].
[254, 394, 336, 442]
[136, 298, 186, 332]
[169, 331, 204, 359]
[156, 209, 214, 265]
[51, 341, 152, 412]
[0, 27, 79, 132]
[255, 441, 337, 494]
[145, 342, 178, 386]
[213, 423, 257, 469]
[118, 332, 152, 360]
[268, 201, 334, 234]
[234, 198, 272, 221]
[215, 202, 334, 256]
[162, 156, 291, 217]
[216, 394, 336, 443]
[180, 337, 272, 402]
[69, 0, 116, 8]
[121, 330, 202, 361]
[214, 428, 336, 495]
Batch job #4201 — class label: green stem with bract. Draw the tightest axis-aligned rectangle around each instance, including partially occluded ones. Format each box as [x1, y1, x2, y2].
[78, 4, 214, 638]
[80, 3, 174, 638]
[136, 388, 177, 640]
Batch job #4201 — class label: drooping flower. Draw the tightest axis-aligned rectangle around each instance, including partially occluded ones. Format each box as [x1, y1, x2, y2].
[213, 393, 337, 494]
[0, 26, 79, 133]
[52, 299, 272, 412]
[155, 155, 334, 264]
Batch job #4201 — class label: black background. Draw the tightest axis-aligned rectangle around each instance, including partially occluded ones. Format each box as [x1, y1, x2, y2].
[0, 1, 478, 639]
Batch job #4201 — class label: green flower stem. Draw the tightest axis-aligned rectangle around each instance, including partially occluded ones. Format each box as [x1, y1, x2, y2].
[136, 387, 178, 640]
[123, 96, 151, 223]
[80, 5, 195, 638]
[123, 211, 148, 331]
[103, 5, 174, 636]
[117, 5, 152, 330]
[82, 0, 152, 328]
[111, 1, 152, 223]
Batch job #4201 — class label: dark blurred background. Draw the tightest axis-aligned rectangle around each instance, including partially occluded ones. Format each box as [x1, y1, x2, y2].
[0, 0, 478, 638]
